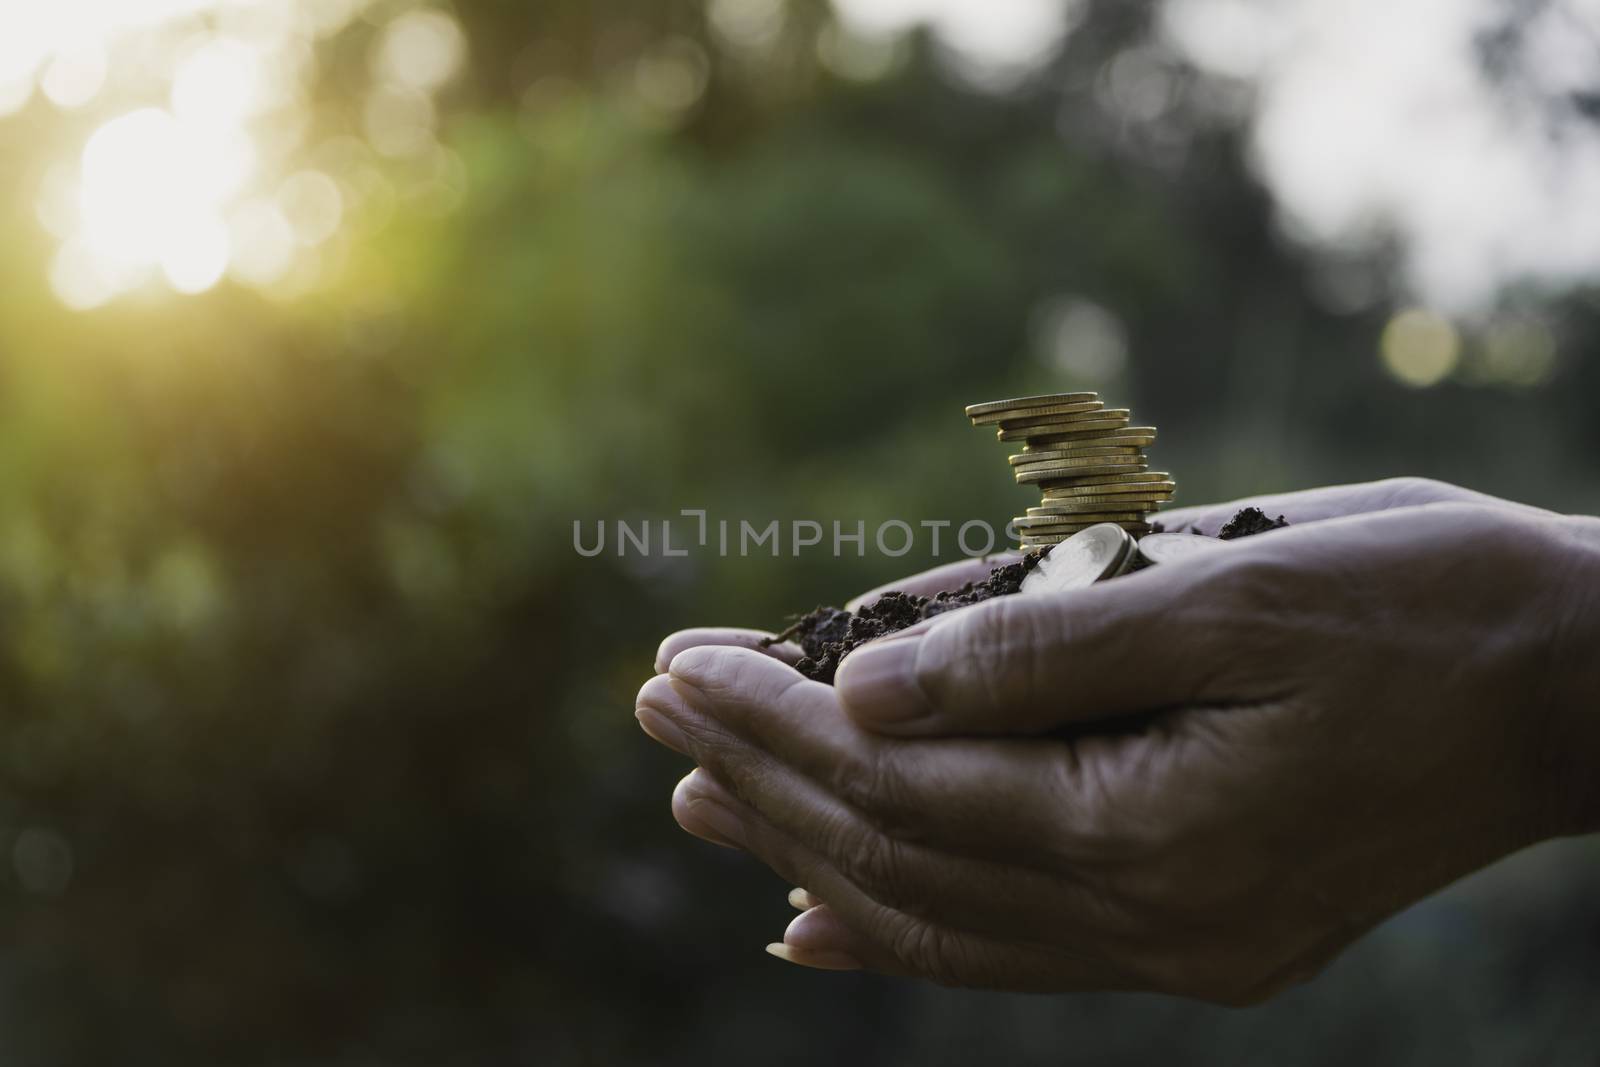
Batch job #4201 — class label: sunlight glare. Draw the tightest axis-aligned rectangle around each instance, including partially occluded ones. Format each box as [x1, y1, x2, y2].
[171, 38, 263, 127]
[364, 86, 436, 157]
[40, 41, 107, 109]
[227, 199, 295, 285]
[161, 212, 231, 293]
[77, 108, 253, 296]
[0, 74, 32, 117]
[8, 0, 408, 306]
[49, 237, 122, 310]
[34, 163, 79, 238]
[277, 170, 344, 245]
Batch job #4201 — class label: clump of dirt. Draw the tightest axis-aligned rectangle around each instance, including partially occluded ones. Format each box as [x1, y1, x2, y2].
[765, 553, 1045, 683]
[1218, 507, 1290, 540]
[769, 507, 1289, 683]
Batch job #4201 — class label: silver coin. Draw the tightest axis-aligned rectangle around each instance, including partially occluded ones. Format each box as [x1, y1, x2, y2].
[1136, 532, 1231, 567]
[1020, 524, 1135, 595]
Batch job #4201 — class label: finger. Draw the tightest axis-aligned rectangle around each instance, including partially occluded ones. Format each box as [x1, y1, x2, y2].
[656, 679, 1132, 950]
[1156, 477, 1546, 537]
[788, 887, 823, 911]
[671, 769, 1135, 991]
[767, 905, 869, 971]
[636, 675, 692, 756]
[654, 627, 800, 673]
[662, 646, 1103, 860]
[670, 771, 742, 848]
[847, 553, 1022, 612]
[834, 553, 1259, 736]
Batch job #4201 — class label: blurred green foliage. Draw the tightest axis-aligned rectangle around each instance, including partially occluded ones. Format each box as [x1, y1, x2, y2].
[0, 2, 1596, 1064]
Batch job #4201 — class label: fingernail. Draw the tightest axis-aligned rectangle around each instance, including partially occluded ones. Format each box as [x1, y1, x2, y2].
[673, 777, 747, 849]
[635, 706, 689, 755]
[787, 887, 820, 911]
[765, 942, 863, 971]
[666, 645, 715, 686]
[834, 636, 933, 725]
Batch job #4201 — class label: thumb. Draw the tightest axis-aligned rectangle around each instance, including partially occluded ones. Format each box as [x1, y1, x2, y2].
[834, 558, 1236, 736]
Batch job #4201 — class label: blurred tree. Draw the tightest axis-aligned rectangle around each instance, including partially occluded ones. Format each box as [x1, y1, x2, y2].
[0, 1, 1593, 1064]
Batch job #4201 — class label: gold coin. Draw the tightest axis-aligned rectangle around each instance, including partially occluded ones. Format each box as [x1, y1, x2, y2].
[1040, 474, 1174, 496]
[1011, 451, 1152, 470]
[1019, 521, 1152, 546]
[1027, 497, 1170, 515]
[972, 400, 1103, 426]
[1023, 428, 1157, 450]
[1024, 435, 1152, 454]
[1000, 417, 1130, 442]
[1015, 510, 1151, 522]
[1015, 513, 1147, 529]
[1018, 463, 1149, 485]
[1009, 445, 1146, 465]
[965, 393, 1100, 421]
[997, 407, 1129, 431]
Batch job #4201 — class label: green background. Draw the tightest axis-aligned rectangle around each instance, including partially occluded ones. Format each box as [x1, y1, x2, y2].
[0, 1, 1596, 1063]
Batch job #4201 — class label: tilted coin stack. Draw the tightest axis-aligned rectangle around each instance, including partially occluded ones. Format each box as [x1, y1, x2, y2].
[965, 392, 1176, 551]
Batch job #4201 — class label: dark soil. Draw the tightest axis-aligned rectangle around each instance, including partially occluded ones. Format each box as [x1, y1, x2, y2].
[769, 507, 1288, 683]
[765, 554, 1045, 683]
[1218, 507, 1290, 540]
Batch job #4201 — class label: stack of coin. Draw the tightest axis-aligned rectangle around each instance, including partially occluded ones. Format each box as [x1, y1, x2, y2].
[964, 392, 1176, 549]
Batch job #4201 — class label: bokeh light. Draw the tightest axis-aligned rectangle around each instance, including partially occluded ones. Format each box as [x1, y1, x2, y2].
[0, 2, 1596, 1060]
[39, 41, 107, 109]
[832, 0, 1086, 84]
[372, 9, 466, 93]
[634, 37, 711, 121]
[170, 37, 264, 127]
[0, 0, 474, 308]
[708, 0, 788, 53]
[71, 106, 249, 299]
[1380, 307, 1460, 387]
[1481, 317, 1558, 388]
[277, 171, 344, 246]
[1035, 297, 1130, 385]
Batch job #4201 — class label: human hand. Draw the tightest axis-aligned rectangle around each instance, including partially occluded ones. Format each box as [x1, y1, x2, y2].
[1154, 475, 1550, 535]
[651, 478, 1545, 673]
[636, 502, 1600, 1001]
[650, 553, 1020, 673]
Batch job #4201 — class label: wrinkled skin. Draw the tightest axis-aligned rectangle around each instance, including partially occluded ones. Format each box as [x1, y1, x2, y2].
[636, 478, 1600, 1002]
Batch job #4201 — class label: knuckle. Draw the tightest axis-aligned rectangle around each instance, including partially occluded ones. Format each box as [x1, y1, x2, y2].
[1200, 551, 1298, 622]
[836, 823, 913, 905]
[923, 596, 1055, 710]
[1048, 779, 1161, 872]
[1384, 475, 1453, 503]
[832, 743, 923, 840]
[674, 713, 750, 773]
[884, 914, 972, 987]
[919, 615, 987, 707]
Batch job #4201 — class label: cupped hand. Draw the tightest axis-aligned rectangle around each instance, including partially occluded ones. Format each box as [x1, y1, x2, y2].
[650, 478, 1548, 675]
[649, 553, 1020, 673]
[1154, 475, 1549, 535]
[636, 501, 1600, 1001]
